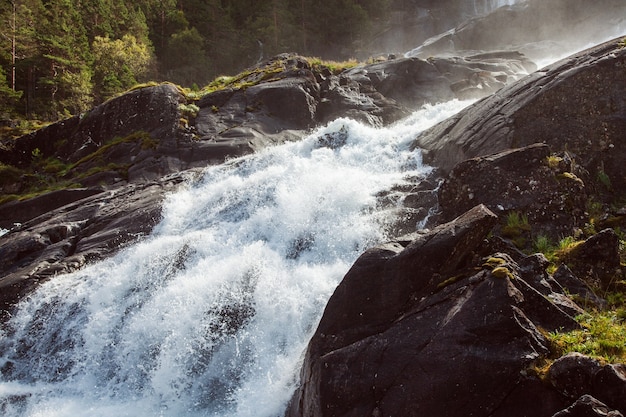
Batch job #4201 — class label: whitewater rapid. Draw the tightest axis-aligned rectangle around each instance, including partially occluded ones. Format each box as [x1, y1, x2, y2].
[0, 100, 472, 417]
[471, 0, 521, 15]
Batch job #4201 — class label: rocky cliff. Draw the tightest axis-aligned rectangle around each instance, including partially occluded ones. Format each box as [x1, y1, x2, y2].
[286, 37, 626, 417]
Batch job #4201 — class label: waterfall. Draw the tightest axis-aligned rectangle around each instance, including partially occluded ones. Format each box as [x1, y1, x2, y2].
[0, 100, 472, 417]
[471, 0, 522, 15]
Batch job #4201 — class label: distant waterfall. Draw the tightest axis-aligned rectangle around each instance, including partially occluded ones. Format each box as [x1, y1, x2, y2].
[0, 100, 473, 417]
[471, 0, 522, 15]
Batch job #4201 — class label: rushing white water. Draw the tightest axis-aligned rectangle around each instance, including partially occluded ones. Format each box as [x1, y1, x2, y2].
[471, 0, 522, 15]
[0, 100, 472, 417]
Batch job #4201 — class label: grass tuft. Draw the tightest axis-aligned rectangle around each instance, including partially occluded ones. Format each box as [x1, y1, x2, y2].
[549, 311, 626, 363]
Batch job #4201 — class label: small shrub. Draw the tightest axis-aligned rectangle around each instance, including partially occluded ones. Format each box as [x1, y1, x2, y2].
[534, 234, 553, 255]
[558, 236, 578, 251]
[179, 103, 200, 119]
[0, 163, 23, 185]
[141, 136, 159, 150]
[501, 211, 531, 241]
[597, 170, 612, 191]
[507, 211, 530, 229]
[554, 236, 584, 261]
[41, 157, 70, 174]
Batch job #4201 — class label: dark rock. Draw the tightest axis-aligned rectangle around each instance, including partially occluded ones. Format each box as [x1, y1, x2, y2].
[438, 143, 588, 240]
[0, 188, 104, 230]
[0, 84, 183, 169]
[592, 364, 626, 414]
[560, 229, 621, 290]
[407, 0, 626, 65]
[552, 265, 607, 310]
[0, 172, 188, 313]
[413, 36, 626, 195]
[350, 51, 534, 111]
[548, 354, 626, 415]
[552, 395, 624, 417]
[549, 353, 604, 400]
[286, 205, 580, 417]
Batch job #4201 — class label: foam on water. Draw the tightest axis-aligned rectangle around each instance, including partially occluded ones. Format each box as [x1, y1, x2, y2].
[0, 100, 472, 417]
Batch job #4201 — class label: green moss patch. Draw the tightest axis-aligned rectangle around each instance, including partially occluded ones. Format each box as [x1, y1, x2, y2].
[549, 311, 626, 363]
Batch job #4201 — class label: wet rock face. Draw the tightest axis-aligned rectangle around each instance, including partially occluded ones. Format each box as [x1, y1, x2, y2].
[437, 143, 588, 241]
[553, 395, 624, 417]
[549, 354, 626, 416]
[414, 36, 626, 194]
[286, 37, 626, 417]
[0, 173, 189, 316]
[286, 203, 626, 417]
[407, 0, 626, 64]
[285, 205, 579, 417]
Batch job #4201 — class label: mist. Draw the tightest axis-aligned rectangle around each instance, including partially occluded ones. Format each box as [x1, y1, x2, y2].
[377, 0, 626, 69]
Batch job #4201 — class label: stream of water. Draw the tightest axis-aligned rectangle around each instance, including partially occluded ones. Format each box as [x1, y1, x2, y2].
[0, 100, 472, 417]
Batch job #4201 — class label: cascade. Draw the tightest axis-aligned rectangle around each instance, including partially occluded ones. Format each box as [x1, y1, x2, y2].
[471, 0, 522, 16]
[0, 100, 472, 417]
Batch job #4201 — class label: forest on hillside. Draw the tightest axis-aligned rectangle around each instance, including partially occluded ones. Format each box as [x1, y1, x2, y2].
[0, 0, 390, 122]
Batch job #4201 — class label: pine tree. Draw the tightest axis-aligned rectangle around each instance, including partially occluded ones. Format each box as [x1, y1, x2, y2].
[36, 0, 93, 117]
[0, 64, 22, 115]
[0, 0, 40, 115]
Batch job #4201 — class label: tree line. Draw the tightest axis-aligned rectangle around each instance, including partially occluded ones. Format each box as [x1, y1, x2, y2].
[0, 0, 389, 121]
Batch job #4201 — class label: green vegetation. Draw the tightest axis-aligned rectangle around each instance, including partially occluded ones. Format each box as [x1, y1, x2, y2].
[0, 130, 153, 204]
[179, 103, 200, 119]
[0, 0, 390, 124]
[169, 55, 363, 107]
[554, 235, 584, 258]
[503, 211, 530, 233]
[556, 171, 584, 186]
[549, 311, 626, 363]
[491, 266, 515, 280]
[597, 170, 612, 191]
[545, 155, 563, 170]
[305, 57, 360, 74]
[483, 256, 507, 269]
[533, 234, 552, 255]
[531, 226, 626, 364]
[501, 211, 531, 248]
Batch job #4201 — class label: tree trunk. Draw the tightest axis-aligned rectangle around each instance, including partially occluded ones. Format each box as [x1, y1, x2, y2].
[11, 0, 17, 91]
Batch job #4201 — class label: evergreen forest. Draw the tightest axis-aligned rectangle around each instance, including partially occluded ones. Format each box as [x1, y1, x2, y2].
[0, 0, 390, 123]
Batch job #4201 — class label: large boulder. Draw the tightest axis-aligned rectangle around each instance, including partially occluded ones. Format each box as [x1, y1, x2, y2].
[0, 171, 189, 316]
[0, 83, 184, 173]
[437, 143, 588, 240]
[286, 205, 582, 417]
[413, 36, 626, 196]
[549, 353, 626, 416]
